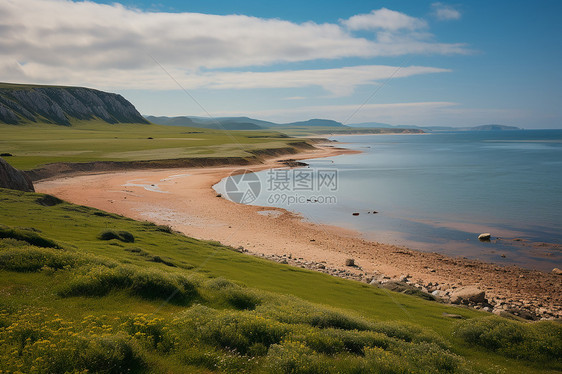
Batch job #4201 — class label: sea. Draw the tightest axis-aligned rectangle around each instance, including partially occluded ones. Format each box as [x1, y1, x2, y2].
[214, 130, 562, 271]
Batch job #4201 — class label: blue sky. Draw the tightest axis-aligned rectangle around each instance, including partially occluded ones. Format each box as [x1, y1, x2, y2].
[0, 0, 560, 128]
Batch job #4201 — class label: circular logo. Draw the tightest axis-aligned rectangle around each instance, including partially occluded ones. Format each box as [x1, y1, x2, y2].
[224, 169, 261, 204]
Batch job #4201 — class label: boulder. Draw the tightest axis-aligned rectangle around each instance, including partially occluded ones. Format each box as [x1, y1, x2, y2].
[552, 268, 562, 275]
[478, 233, 491, 241]
[450, 286, 486, 304]
[0, 158, 34, 192]
[345, 258, 355, 266]
[397, 274, 410, 282]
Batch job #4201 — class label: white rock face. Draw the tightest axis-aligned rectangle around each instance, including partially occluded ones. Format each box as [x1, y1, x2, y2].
[0, 86, 148, 126]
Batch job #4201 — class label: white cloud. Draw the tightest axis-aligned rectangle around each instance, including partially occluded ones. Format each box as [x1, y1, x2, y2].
[186, 65, 451, 96]
[0, 63, 450, 96]
[0, 0, 469, 91]
[343, 8, 427, 31]
[432, 3, 462, 21]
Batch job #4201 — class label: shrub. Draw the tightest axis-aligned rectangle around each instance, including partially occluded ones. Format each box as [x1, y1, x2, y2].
[0, 237, 30, 249]
[222, 288, 261, 310]
[265, 340, 324, 374]
[175, 307, 288, 356]
[98, 229, 135, 243]
[302, 328, 392, 355]
[205, 277, 236, 290]
[35, 194, 63, 206]
[0, 225, 59, 248]
[154, 225, 173, 234]
[149, 255, 176, 267]
[124, 247, 149, 256]
[257, 297, 372, 331]
[0, 247, 79, 272]
[58, 265, 198, 304]
[454, 316, 562, 365]
[0, 310, 144, 374]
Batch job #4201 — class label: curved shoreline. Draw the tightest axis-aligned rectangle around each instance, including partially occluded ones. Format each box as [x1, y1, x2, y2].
[35, 144, 562, 320]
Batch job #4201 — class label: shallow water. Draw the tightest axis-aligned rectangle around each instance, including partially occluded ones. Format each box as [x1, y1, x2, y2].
[215, 130, 562, 271]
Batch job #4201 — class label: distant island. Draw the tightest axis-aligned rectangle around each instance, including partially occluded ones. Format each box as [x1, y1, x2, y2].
[349, 121, 522, 132]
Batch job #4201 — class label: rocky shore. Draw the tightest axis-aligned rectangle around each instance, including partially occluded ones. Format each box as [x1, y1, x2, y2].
[244, 249, 562, 321]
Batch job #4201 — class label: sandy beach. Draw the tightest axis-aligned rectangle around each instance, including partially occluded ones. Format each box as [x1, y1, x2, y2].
[36, 145, 562, 319]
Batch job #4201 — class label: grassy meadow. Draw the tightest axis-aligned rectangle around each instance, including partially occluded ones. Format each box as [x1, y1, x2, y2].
[0, 121, 299, 171]
[0, 188, 560, 373]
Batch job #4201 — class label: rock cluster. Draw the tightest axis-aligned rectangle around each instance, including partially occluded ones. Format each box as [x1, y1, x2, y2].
[245, 250, 562, 321]
[0, 85, 148, 126]
[0, 157, 34, 192]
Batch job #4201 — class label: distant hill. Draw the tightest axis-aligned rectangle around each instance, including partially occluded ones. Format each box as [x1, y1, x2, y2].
[348, 121, 395, 128]
[145, 115, 267, 130]
[145, 115, 347, 130]
[283, 119, 345, 127]
[0, 82, 148, 126]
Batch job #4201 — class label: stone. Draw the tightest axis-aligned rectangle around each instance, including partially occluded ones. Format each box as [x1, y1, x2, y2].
[450, 286, 487, 304]
[345, 258, 355, 266]
[478, 233, 492, 241]
[0, 158, 34, 192]
[397, 274, 410, 282]
[552, 268, 562, 275]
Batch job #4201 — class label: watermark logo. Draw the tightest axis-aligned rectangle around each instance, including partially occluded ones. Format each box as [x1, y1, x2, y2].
[224, 169, 261, 204]
[225, 168, 339, 206]
[266, 169, 338, 192]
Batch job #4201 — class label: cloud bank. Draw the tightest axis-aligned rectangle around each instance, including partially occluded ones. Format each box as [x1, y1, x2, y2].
[0, 0, 467, 92]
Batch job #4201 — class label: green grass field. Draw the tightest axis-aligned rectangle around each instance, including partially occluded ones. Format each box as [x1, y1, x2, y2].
[0, 188, 560, 373]
[0, 121, 301, 171]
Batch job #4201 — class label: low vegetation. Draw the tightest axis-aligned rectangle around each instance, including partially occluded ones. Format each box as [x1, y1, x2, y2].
[0, 187, 559, 373]
[454, 317, 562, 363]
[98, 229, 135, 243]
[0, 121, 305, 171]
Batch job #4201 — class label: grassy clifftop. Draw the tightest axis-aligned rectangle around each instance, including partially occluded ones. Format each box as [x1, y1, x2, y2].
[0, 121, 307, 172]
[0, 188, 560, 373]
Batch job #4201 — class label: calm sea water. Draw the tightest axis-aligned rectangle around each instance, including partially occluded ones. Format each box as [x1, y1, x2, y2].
[215, 130, 562, 271]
